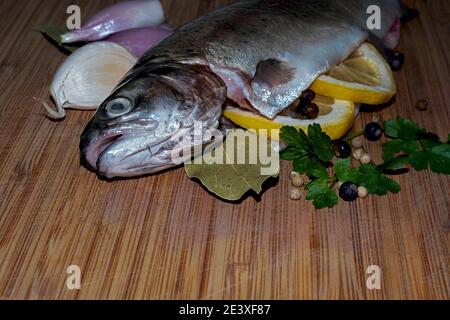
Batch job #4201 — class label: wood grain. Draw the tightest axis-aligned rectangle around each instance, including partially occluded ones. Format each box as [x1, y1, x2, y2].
[0, 0, 448, 300]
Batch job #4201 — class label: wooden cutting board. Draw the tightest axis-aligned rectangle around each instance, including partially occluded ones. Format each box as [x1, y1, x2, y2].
[0, 0, 448, 299]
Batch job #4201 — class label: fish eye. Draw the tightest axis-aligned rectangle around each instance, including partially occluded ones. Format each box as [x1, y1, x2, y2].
[105, 98, 132, 117]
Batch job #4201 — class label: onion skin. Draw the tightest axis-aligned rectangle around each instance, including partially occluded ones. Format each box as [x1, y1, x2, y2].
[106, 27, 171, 58]
[61, 0, 165, 43]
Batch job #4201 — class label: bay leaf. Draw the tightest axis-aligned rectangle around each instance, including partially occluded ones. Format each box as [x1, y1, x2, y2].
[185, 130, 279, 201]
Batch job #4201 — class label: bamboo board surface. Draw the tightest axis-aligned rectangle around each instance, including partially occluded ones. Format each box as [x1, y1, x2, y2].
[0, 0, 448, 300]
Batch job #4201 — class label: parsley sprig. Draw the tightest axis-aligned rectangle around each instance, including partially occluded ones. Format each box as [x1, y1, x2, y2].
[335, 158, 400, 195]
[280, 124, 333, 177]
[382, 116, 450, 174]
[280, 125, 337, 209]
[280, 117, 449, 209]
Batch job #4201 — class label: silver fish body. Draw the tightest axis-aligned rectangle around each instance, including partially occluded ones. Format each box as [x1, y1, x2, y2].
[148, 0, 400, 118]
[80, 0, 400, 178]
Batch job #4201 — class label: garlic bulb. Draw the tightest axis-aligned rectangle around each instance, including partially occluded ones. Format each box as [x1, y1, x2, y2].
[43, 41, 137, 119]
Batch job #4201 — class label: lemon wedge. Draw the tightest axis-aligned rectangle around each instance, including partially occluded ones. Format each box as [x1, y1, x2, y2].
[310, 43, 396, 104]
[223, 96, 355, 140]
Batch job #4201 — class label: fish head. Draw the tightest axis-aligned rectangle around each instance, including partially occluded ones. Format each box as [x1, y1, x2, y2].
[80, 62, 226, 178]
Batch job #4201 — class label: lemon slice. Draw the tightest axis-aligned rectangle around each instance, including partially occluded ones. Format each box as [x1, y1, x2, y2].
[310, 43, 396, 104]
[223, 96, 355, 140]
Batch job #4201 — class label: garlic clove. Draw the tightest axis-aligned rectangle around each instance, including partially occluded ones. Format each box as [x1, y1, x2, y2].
[43, 41, 137, 119]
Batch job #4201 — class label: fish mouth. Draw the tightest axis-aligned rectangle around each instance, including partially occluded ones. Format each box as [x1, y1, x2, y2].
[81, 130, 123, 171]
[81, 127, 175, 178]
[99, 137, 175, 178]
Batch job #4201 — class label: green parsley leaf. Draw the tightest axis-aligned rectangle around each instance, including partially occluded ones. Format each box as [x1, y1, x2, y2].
[280, 126, 308, 149]
[407, 151, 429, 171]
[308, 158, 328, 179]
[383, 116, 425, 140]
[280, 147, 307, 160]
[280, 125, 331, 179]
[385, 178, 401, 194]
[404, 145, 450, 174]
[305, 178, 338, 209]
[334, 158, 362, 182]
[402, 140, 421, 153]
[380, 117, 450, 174]
[382, 139, 419, 167]
[292, 156, 310, 174]
[292, 156, 328, 178]
[307, 124, 334, 162]
[420, 138, 442, 151]
[383, 118, 401, 138]
[429, 144, 450, 174]
[433, 144, 450, 158]
[356, 164, 400, 195]
[383, 155, 410, 171]
[382, 139, 406, 162]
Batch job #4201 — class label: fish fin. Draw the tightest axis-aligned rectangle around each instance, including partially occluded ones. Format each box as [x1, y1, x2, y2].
[252, 59, 295, 89]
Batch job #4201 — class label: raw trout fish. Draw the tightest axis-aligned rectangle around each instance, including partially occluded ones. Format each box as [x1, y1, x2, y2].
[80, 0, 401, 178]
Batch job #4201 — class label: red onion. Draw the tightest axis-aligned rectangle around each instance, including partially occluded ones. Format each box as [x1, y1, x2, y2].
[383, 18, 401, 49]
[61, 0, 165, 43]
[106, 27, 172, 58]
